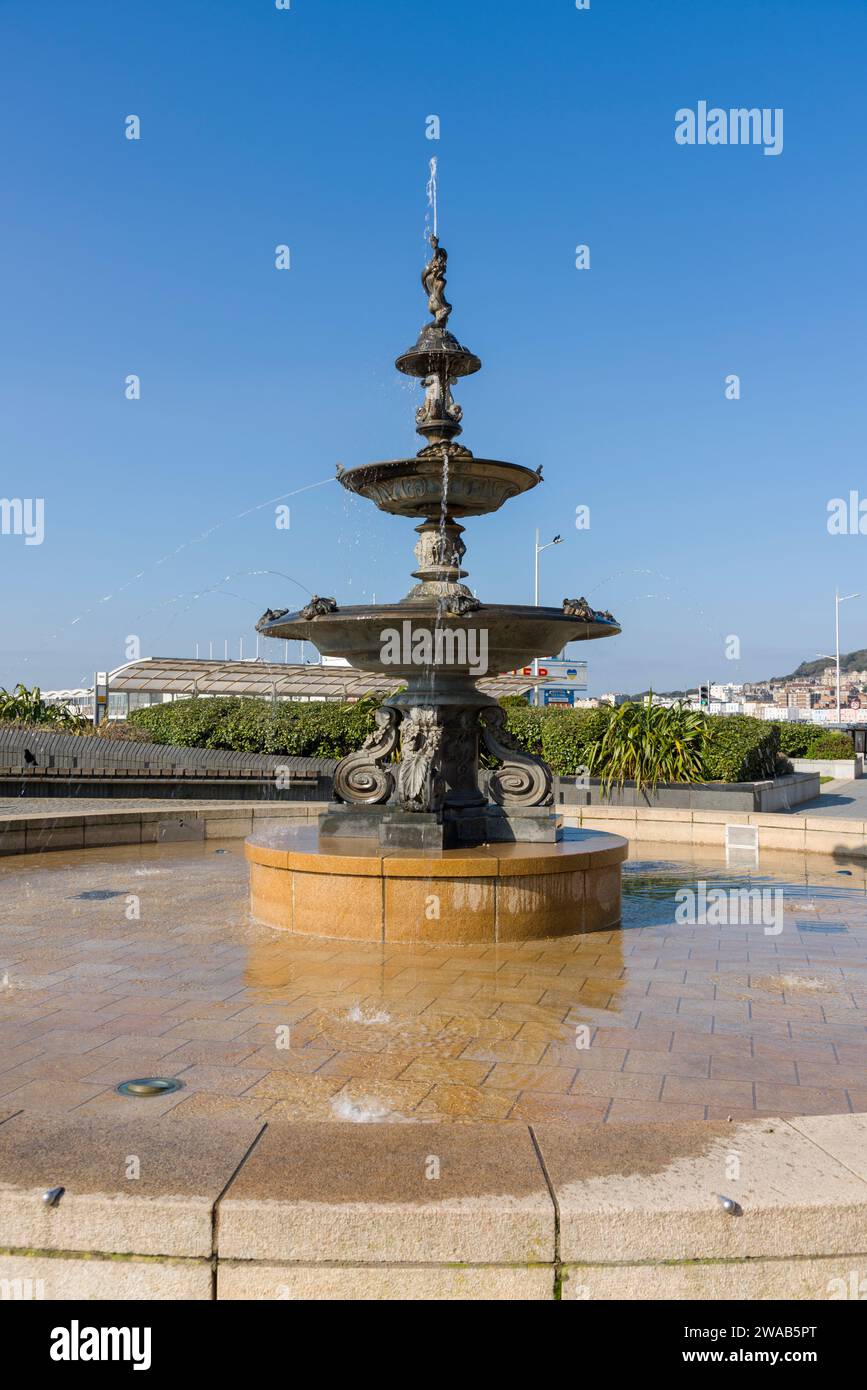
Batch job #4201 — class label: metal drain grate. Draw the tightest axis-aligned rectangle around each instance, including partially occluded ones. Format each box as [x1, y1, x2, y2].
[795, 921, 849, 934]
[72, 889, 128, 901]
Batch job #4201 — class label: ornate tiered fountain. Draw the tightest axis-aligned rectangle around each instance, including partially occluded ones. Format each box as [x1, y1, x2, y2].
[246, 232, 628, 942]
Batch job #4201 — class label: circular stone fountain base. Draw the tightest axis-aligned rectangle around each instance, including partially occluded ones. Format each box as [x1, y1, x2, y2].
[245, 825, 628, 943]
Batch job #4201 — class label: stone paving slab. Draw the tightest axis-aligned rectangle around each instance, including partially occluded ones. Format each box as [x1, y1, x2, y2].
[219, 1261, 555, 1300]
[532, 1117, 867, 1264]
[559, 1254, 867, 1301]
[216, 1120, 554, 1265]
[0, 1252, 211, 1300]
[788, 779, 867, 819]
[0, 1111, 263, 1257]
[787, 1112, 867, 1182]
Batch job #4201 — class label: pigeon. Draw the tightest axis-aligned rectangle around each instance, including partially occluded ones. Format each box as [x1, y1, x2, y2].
[24, 749, 37, 766]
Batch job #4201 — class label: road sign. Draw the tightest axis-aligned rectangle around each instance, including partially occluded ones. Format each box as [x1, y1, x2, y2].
[543, 688, 575, 706]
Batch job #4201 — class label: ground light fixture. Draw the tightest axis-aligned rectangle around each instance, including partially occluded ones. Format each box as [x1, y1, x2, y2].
[115, 1077, 185, 1098]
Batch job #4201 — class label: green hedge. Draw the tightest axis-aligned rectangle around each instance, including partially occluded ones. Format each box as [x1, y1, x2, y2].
[495, 698, 546, 758]
[123, 696, 802, 784]
[540, 706, 613, 775]
[799, 733, 856, 759]
[127, 695, 381, 760]
[775, 724, 855, 759]
[505, 706, 779, 784]
[702, 715, 779, 782]
[492, 701, 613, 774]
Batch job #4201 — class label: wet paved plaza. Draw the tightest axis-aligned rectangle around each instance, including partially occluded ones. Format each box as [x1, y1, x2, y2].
[0, 839, 865, 1126]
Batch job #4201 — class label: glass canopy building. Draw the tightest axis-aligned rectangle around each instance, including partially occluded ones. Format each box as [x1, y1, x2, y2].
[46, 657, 534, 721]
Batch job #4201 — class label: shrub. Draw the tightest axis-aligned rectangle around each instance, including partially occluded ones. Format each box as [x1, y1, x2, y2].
[499, 701, 545, 755]
[0, 684, 88, 731]
[703, 715, 779, 782]
[540, 706, 613, 775]
[775, 724, 855, 759]
[585, 700, 707, 794]
[122, 693, 809, 786]
[93, 718, 156, 743]
[775, 724, 817, 758]
[481, 703, 612, 773]
[802, 733, 856, 759]
[127, 694, 382, 759]
[127, 697, 235, 747]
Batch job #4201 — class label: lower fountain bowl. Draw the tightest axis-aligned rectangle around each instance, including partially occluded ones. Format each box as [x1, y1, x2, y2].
[245, 824, 628, 944]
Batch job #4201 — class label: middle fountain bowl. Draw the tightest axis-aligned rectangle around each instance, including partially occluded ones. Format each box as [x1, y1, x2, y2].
[257, 601, 619, 683]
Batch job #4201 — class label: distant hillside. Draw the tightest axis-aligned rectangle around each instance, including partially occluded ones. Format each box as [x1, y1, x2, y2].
[773, 648, 867, 682]
[623, 689, 696, 701]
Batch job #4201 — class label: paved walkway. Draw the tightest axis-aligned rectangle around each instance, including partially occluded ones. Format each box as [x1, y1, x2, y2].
[1, 837, 866, 1128]
[788, 779, 867, 820]
[6, 791, 867, 828]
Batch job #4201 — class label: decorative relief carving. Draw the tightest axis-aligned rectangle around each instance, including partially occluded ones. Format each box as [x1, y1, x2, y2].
[299, 596, 338, 620]
[256, 608, 289, 631]
[443, 593, 482, 617]
[397, 709, 445, 812]
[563, 597, 617, 624]
[416, 373, 462, 431]
[414, 527, 464, 573]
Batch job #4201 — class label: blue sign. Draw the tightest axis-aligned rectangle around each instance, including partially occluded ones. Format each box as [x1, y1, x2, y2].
[543, 688, 575, 706]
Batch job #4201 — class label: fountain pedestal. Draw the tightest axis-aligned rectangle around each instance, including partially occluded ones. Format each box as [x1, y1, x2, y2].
[319, 802, 562, 850]
[246, 824, 628, 944]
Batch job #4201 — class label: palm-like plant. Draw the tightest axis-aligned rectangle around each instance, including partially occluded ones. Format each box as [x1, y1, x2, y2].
[586, 697, 707, 797]
[0, 683, 87, 729]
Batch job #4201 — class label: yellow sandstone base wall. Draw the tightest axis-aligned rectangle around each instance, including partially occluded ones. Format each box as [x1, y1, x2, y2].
[246, 834, 627, 943]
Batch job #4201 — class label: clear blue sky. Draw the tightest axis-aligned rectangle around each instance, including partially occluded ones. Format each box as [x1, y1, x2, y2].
[2, 0, 865, 695]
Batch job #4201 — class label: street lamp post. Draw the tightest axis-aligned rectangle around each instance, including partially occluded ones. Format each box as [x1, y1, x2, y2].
[835, 589, 860, 724]
[532, 529, 563, 706]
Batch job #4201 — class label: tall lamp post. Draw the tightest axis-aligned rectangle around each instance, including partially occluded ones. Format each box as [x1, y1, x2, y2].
[532, 529, 563, 706]
[834, 589, 860, 724]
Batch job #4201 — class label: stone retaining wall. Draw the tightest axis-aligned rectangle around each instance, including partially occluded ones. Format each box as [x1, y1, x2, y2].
[0, 802, 324, 856]
[556, 772, 820, 812]
[2, 801, 865, 860]
[791, 757, 863, 781]
[0, 729, 335, 801]
[566, 804, 867, 860]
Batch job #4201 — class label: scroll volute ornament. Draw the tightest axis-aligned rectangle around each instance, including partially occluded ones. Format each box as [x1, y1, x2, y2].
[481, 707, 554, 808]
[333, 707, 399, 805]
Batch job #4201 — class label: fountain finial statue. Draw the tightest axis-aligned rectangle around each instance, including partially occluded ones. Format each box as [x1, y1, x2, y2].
[421, 234, 452, 330]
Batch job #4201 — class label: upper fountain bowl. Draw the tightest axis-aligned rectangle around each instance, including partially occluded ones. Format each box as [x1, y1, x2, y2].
[338, 455, 540, 519]
[395, 324, 482, 380]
